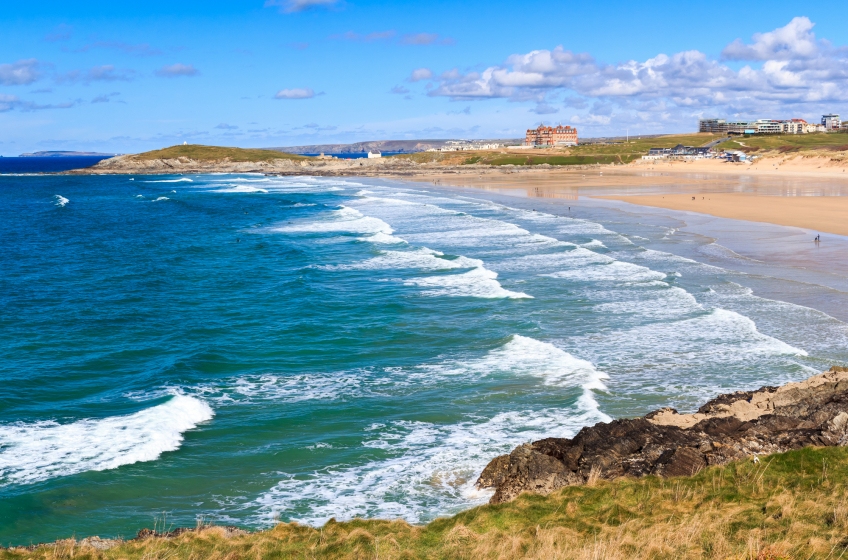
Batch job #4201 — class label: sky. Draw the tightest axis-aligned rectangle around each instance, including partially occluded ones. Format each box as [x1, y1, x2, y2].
[3, 0, 848, 155]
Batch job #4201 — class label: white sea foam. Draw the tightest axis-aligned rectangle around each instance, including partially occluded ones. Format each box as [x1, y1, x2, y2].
[440, 335, 608, 389]
[53, 195, 69, 207]
[255, 405, 608, 526]
[144, 178, 193, 183]
[0, 395, 213, 485]
[135, 194, 144, 198]
[329, 248, 480, 271]
[153, 197, 170, 202]
[407, 267, 533, 299]
[545, 261, 667, 283]
[210, 185, 269, 194]
[582, 239, 607, 249]
[358, 232, 408, 244]
[270, 206, 393, 235]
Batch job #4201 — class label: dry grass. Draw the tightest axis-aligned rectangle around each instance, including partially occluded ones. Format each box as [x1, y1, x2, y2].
[133, 145, 308, 162]
[7, 446, 848, 559]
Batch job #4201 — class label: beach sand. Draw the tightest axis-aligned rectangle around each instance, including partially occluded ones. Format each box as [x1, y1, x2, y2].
[596, 193, 848, 237]
[406, 157, 848, 237]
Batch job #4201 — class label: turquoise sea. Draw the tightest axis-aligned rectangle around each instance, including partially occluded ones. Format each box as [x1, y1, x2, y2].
[2, 174, 847, 545]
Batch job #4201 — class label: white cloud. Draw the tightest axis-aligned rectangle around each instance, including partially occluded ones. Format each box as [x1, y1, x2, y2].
[722, 17, 820, 61]
[0, 59, 42, 86]
[265, 0, 338, 13]
[423, 18, 848, 131]
[155, 64, 199, 78]
[409, 68, 433, 82]
[274, 88, 316, 99]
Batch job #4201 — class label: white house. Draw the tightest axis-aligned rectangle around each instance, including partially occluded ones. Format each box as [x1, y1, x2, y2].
[367, 151, 382, 159]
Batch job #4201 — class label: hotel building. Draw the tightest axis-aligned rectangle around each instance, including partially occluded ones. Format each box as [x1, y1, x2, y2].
[525, 125, 578, 147]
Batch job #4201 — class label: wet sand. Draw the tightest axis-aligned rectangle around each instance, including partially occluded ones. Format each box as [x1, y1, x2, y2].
[408, 164, 848, 236]
[596, 193, 848, 237]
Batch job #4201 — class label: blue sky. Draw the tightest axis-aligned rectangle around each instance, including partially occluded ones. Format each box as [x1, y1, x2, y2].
[3, 0, 848, 154]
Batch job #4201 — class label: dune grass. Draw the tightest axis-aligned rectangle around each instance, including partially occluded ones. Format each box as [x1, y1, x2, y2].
[133, 145, 308, 162]
[715, 133, 848, 155]
[7, 445, 848, 559]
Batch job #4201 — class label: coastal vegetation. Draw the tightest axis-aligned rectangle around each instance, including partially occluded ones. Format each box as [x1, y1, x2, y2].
[392, 133, 724, 167]
[714, 133, 848, 156]
[134, 145, 308, 162]
[8, 445, 848, 559]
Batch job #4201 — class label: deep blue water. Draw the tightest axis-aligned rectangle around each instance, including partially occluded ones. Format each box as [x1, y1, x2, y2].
[0, 156, 113, 174]
[1, 173, 846, 545]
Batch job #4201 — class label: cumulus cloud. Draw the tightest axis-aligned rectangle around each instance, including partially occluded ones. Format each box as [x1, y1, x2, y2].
[390, 85, 410, 94]
[722, 17, 820, 61]
[215, 123, 239, 130]
[265, 0, 339, 13]
[409, 68, 433, 82]
[0, 59, 43, 86]
[423, 18, 848, 130]
[155, 64, 199, 77]
[401, 33, 453, 46]
[274, 88, 317, 99]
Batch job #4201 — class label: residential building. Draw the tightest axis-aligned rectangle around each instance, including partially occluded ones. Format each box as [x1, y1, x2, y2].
[726, 120, 757, 134]
[367, 151, 382, 159]
[822, 114, 841, 130]
[525, 125, 578, 147]
[755, 119, 782, 134]
[699, 118, 728, 133]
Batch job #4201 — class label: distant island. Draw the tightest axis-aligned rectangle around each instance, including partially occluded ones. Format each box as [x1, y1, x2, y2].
[18, 151, 120, 157]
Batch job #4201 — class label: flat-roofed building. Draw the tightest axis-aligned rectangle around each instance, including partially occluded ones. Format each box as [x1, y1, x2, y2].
[727, 120, 756, 134]
[755, 119, 782, 134]
[699, 118, 728, 133]
[525, 125, 578, 147]
[822, 114, 841, 130]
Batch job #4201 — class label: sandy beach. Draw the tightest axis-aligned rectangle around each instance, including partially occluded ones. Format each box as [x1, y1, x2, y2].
[407, 157, 848, 237]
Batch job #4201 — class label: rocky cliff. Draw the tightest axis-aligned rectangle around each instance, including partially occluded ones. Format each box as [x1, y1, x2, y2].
[478, 366, 848, 503]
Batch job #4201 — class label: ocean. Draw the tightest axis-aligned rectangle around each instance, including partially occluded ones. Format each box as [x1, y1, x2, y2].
[0, 156, 113, 174]
[1, 173, 846, 545]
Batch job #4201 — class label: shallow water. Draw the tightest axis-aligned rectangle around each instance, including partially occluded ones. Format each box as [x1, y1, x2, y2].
[1, 174, 846, 545]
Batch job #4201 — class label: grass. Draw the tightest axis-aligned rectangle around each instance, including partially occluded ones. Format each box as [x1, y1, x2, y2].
[133, 145, 308, 162]
[8, 446, 848, 559]
[390, 134, 722, 167]
[715, 133, 848, 155]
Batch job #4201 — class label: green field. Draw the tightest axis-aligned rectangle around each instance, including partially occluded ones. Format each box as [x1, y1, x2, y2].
[134, 145, 308, 162]
[715, 133, 848, 154]
[9, 446, 848, 559]
[392, 134, 723, 167]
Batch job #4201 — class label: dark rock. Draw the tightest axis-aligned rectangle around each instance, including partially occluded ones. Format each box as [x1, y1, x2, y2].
[477, 367, 848, 503]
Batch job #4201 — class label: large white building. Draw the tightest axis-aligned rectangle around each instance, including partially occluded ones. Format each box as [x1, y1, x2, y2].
[822, 114, 841, 130]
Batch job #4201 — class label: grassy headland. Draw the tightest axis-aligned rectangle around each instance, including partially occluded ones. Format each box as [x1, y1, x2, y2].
[7, 446, 848, 559]
[715, 133, 848, 157]
[134, 145, 308, 162]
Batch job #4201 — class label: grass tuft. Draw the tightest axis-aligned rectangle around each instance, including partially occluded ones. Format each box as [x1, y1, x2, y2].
[7, 446, 848, 558]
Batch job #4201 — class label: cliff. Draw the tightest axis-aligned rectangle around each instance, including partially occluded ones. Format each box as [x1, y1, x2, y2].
[478, 366, 848, 503]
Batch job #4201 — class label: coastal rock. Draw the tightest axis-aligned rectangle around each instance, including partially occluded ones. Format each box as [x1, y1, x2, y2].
[478, 367, 848, 503]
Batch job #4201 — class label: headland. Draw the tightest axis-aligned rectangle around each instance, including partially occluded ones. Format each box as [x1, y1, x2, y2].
[8, 368, 848, 559]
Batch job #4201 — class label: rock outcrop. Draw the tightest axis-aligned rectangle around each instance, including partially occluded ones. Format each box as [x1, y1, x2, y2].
[478, 367, 848, 503]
